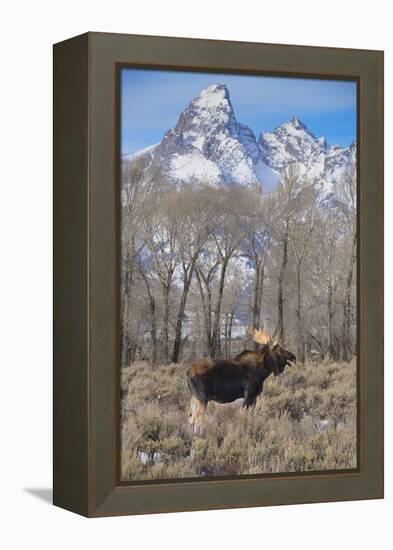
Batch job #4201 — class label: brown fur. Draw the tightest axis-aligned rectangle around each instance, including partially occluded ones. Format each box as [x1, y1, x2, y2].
[234, 349, 265, 368]
[190, 358, 214, 376]
[187, 345, 296, 433]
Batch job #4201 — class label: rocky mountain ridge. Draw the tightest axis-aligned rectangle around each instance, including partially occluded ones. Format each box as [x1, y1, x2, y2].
[123, 83, 356, 194]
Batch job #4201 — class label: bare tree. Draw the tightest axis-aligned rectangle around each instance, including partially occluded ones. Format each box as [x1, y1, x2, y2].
[239, 187, 274, 341]
[289, 183, 319, 363]
[120, 153, 357, 368]
[120, 157, 150, 366]
[274, 164, 301, 345]
[210, 187, 245, 358]
[195, 242, 220, 356]
[313, 208, 342, 360]
[171, 186, 214, 363]
[136, 262, 159, 366]
[337, 165, 357, 361]
[140, 189, 181, 363]
[220, 260, 245, 358]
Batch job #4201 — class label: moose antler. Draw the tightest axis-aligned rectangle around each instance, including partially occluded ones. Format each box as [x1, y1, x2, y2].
[270, 326, 282, 346]
[253, 327, 282, 347]
[252, 328, 271, 345]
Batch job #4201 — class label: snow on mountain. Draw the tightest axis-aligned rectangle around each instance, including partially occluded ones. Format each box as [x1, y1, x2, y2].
[259, 117, 324, 171]
[127, 83, 279, 190]
[259, 117, 356, 194]
[122, 143, 158, 163]
[123, 84, 356, 196]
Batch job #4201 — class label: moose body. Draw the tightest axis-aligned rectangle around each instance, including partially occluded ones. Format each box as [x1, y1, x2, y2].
[187, 330, 296, 432]
[187, 354, 271, 408]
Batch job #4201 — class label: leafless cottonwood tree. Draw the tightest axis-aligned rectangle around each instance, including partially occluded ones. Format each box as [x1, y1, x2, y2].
[274, 164, 302, 345]
[194, 242, 220, 357]
[239, 186, 274, 342]
[313, 208, 342, 360]
[289, 183, 319, 363]
[120, 158, 357, 367]
[337, 165, 357, 361]
[136, 261, 159, 366]
[121, 157, 149, 365]
[209, 187, 246, 358]
[140, 190, 181, 363]
[219, 261, 245, 358]
[171, 186, 215, 363]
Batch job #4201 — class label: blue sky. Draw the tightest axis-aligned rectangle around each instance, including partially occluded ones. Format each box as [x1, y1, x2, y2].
[121, 68, 357, 155]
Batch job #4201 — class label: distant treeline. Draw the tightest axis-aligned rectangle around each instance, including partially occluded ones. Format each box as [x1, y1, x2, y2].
[121, 157, 356, 367]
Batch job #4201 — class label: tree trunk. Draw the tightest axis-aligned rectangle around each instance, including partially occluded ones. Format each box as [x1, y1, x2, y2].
[121, 288, 130, 368]
[252, 263, 261, 331]
[172, 261, 196, 363]
[306, 330, 325, 359]
[342, 233, 356, 362]
[161, 284, 170, 363]
[228, 311, 234, 357]
[327, 279, 334, 360]
[277, 229, 288, 344]
[296, 263, 305, 364]
[121, 247, 133, 368]
[128, 320, 140, 364]
[217, 325, 222, 357]
[252, 257, 266, 349]
[150, 297, 158, 367]
[195, 269, 213, 357]
[258, 259, 266, 322]
[224, 315, 229, 358]
[138, 267, 158, 367]
[211, 259, 229, 358]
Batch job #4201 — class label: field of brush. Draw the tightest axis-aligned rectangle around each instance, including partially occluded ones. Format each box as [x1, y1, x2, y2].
[120, 358, 357, 481]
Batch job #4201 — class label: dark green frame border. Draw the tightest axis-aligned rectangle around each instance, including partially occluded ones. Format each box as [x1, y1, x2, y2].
[53, 32, 383, 517]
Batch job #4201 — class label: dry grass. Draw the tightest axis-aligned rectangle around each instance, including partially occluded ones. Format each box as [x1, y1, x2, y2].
[120, 358, 357, 481]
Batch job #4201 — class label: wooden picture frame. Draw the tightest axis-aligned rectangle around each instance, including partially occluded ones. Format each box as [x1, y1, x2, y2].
[53, 32, 384, 517]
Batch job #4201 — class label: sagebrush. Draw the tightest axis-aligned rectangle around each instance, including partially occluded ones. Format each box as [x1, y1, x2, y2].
[121, 358, 357, 481]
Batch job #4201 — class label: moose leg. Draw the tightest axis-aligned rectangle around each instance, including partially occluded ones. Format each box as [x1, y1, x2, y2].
[243, 395, 257, 409]
[242, 386, 261, 409]
[189, 398, 207, 435]
[243, 379, 264, 409]
[188, 396, 199, 425]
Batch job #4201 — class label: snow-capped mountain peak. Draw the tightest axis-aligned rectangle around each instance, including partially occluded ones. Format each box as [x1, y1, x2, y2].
[258, 116, 355, 191]
[193, 83, 232, 112]
[123, 85, 355, 197]
[259, 116, 326, 172]
[149, 83, 279, 189]
[288, 116, 313, 133]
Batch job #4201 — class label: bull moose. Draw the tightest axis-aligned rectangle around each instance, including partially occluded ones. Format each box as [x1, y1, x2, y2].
[186, 328, 296, 432]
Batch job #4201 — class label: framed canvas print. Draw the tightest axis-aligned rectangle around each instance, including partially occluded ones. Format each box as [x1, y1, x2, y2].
[53, 32, 383, 517]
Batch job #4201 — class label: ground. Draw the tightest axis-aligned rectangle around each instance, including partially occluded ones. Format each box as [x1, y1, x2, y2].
[120, 358, 357, 481]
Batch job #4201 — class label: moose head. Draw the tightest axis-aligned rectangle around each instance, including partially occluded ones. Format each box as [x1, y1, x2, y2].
[252, 328, 296, 376]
